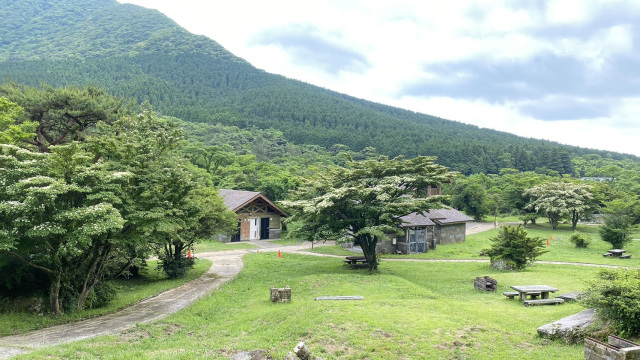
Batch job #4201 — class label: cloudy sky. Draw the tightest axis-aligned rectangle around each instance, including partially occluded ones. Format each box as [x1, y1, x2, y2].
[118, 0, 640, 156]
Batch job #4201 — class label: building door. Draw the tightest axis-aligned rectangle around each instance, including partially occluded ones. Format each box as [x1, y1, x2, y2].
[260, 218, 270, 239]
[408, 228, 427, 253]
[249, 218, 259, 240]
[231, 221, 241, 242]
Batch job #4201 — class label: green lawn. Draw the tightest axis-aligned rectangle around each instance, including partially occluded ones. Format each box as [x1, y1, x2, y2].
[21, 253, 600, 359]
[310, 224, 640, 266]
[0, 259, 211, 337]
[193, 239, 257, 253]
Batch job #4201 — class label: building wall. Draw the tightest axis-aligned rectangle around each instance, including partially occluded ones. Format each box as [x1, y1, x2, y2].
[435, 223, 466, 244]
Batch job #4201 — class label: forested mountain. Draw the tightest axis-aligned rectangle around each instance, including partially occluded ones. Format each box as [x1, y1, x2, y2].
[0, 0, 634, 175]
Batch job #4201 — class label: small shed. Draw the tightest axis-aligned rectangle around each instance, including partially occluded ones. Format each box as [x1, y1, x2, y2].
[387, 208, 473, 254]
[219, 189, 288, 242]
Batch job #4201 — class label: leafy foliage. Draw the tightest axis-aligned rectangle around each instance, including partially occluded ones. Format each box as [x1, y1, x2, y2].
[482, 225, 547, 270]
[0, 97, 35, 144]
[0, 83, 131, 152]
[524, 182, 594, 230]
[599, 215, 632, 249]
[282, 156, 452, 270]
[581, 268, 640, 336]
[568, 231, 589, 248]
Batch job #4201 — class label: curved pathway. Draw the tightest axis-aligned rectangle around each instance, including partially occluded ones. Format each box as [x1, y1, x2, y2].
[0, 250, 247, 359]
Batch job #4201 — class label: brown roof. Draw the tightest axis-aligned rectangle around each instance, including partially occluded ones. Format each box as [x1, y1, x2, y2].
[400, 213, 436, 226]
[401, 208, 472, 227]
[219, 189, 288, 216]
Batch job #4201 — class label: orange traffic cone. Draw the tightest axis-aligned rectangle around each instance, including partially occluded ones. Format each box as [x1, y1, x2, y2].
[278, 250, 282, 258]
[547, 239, 549, 246]
[188, 249, 192, 258]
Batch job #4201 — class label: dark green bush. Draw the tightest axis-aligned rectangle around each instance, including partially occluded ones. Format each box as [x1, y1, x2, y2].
[569, 231, 590, 248]
[84, 281, 118, 309]
[482, 225, 548, 270]
[159, 256, 195, 279]
[581, 268, 640, 337]
[599, 215, 632, 249]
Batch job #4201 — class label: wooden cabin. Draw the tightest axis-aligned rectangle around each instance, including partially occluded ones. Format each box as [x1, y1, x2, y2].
[219, 189, 288, 242]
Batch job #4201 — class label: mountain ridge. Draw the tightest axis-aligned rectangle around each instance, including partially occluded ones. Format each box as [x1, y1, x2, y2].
[0, 0, 634, 175]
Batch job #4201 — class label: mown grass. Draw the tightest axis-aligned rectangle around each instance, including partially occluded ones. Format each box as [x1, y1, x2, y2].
[193, 239, 257, 253]
[0, 259, 211, 337]
[22, 253, 599, 359]
[310, 223, 640, 266]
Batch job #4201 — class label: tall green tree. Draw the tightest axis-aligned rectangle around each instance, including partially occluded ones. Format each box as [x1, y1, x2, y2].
[89, 110, 237, 278]
[282, 156, 452, 271]
[524, 182, 594, 230]
[447, 174, 489, 221]
[0, 143, 127, 314]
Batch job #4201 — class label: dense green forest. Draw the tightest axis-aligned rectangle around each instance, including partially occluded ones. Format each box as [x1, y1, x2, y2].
[0, 0, 634, 175]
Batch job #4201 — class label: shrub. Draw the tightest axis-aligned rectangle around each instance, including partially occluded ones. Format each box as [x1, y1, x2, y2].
[599, 215, 632, 249]
[581, 268, 640, 337]
[159, 256, 195, 279]
[569, 231, 590, 248]
[482, 225, 548, 270]
[84, 282, 118, 309]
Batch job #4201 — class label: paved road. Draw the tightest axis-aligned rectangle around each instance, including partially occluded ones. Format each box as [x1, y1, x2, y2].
[0, 250, 246, 359]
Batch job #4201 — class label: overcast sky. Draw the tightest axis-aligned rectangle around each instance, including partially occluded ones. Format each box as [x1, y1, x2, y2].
[119, 0, 640, 156]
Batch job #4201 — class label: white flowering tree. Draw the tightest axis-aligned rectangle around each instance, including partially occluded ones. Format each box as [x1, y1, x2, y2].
[524, 181, 594, 230]
[0, 143, 127, 314]
[282, 156, 452, 271]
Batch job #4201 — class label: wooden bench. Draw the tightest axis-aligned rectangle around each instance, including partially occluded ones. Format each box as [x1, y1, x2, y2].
[344, 256, 368, 266]
[620, 254, 632, 259]
[524, 298, 564, 306]
[503, 291, 519, 299]
[603, 253, 612, 257]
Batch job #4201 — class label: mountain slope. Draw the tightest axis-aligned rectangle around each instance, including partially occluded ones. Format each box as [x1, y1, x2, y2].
[0, 0, 633, 174]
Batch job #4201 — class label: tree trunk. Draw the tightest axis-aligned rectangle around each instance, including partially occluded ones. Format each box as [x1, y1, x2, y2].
[358, 235, 378, 271]
[49, 270, 62, 315]
[571, 210, 578, 230]
[77, 242, 112, 310]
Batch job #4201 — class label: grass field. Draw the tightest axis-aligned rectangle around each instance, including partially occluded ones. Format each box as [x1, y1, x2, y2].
[310, 223, 640, 266]
[193, 239, 258, 253]
[0, 259, 211, 337]
[21, 253, 599, 359]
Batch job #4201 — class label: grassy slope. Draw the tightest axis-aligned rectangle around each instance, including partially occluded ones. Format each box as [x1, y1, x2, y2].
[193, 240, 258, 253]
[0, 259, 211, 337]
[21, 253, 593, 359]
[311, 224, 640, 266]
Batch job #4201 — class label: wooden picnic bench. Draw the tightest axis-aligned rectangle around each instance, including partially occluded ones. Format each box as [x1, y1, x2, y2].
[524, 298, 564, 306]
[344, 256, 368, 266]
[620, 254, 632, 259]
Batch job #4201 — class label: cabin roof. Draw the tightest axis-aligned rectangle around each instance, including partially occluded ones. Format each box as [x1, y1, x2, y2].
[219, 189, 288, 216]
[400, 208, 473, 227]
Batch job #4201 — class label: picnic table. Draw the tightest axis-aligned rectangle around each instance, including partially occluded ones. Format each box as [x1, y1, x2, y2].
[344, 256, 367, 265]
[510, 285, 558, 301]
[604, 249, 628, 257]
